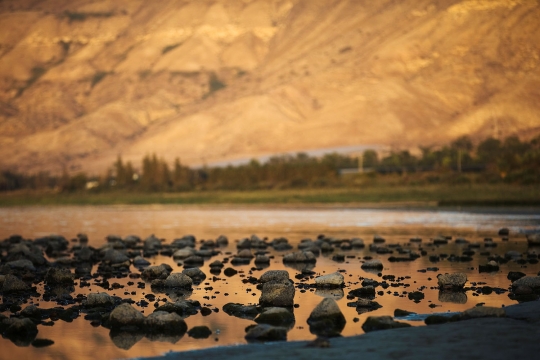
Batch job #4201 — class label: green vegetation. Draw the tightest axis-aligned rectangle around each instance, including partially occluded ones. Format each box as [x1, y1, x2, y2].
[1, 134, 539, 206]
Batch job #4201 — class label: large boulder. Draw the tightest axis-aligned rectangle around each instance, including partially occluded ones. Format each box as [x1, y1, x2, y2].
[361, 316, 411, 332]
[2, 274, 30, 293]
[245, 324, 287, 342]
[315, 272, 344, 288]
[512, 276, 540, 291]
[161, 273, 193, 288]
[307, 298, 346, 337]
[259, 270, 290, 283]
[259, 270, 295, 307]
[437, 273, 467, 290]
[109, 303, 145, 329]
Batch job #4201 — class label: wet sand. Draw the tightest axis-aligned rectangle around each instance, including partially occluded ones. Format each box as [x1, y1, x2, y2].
[138, 300, 540, 360]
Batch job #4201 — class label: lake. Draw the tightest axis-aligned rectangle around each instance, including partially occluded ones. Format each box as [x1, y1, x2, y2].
[1, 205, 539, 360]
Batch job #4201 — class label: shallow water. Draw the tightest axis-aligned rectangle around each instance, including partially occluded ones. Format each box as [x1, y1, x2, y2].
[1, 205, 539, 360]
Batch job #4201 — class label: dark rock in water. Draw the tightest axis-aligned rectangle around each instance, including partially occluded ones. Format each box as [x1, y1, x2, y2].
[283, 251, 316, 263]
[223, 303, 260, 319]
[102, 249, 129, 264]
[3, 317, 38, 346]
[156, 273, 193, 289]
[332, 254, 345, 262]
[245, 324, 287, 342]
[460, 306, 505, 320]
[408, 291, 425, 302]
[361, 316, 411, 332]
[526, 233, 540, 246]
[144, 311, 187, 334]
[132, 256, 150, 267]
[45, 267, 75, 285]
[307, 298, 346, 337]
[209, 260, 224, 269]
[20, 305, 45, 320]
[182, 268, 206, 284]
[498, 228, 510, 236]
[172, 248, 195, 260]
[347, 298, 382, 312]
[183, 255, 204, 267]
[7, 259, 36, 271]
[394, 309, 416, 317]
[351, 238, 365, 248]
[31, 338, 55, 348]
[361, 259, 383, 270]
[479, 260, 499, 273]
[141, 264, 172, 280]
[188, 325, 212, 339]
[2, 274, 30, 293]
[254, 255, 270, 264]
[109, 303, 145, 329]
[255, 307, 295, 328]
[362, 278, 379, 287]
[84, 292, 115, 308]
[224, 267, 238, 277]
[109, 329, 144, 350]
[258, 270, 295, 307]
[373, 235, 385, 243]
[512, 276, 540, 292]
[439, 291, 467, 304]
[425, 315, 455, 325]
[154, 300, 199, 318]
[349, 286, 376, 298]
[315, 272, 344, 288]
[216, 235, 228, 246]
[231, 257, 252, 265]
[437, 273, 467, 290]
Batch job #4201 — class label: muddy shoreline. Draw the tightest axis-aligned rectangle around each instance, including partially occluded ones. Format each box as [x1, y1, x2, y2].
[138, 300, 540, 360]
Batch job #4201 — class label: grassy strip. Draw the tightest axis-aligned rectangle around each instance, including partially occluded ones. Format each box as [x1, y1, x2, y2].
[1, 184, 539, 207]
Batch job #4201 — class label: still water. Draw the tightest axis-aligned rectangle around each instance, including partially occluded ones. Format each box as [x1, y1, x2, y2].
[1, 205, 539, 360]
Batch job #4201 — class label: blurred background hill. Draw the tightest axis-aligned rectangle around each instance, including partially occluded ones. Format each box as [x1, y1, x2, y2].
[0, 0, 539, 175]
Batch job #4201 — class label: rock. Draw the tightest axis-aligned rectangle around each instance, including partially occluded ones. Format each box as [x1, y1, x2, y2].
[85, 292, 114, 307]
[245, 324, 287, 342]
[460, 306, 505, 320]
[237, 249, 254, 258]
[31, 338, 55, 348]
[479, 261, 499, 273]
[141, 264, 171, 280]
[109, 303, 145, 329]
[307, 298, 346, 337]
[154, 300, 199, 318]
[394, 309, 416, 317]
[315, 288, 344, 300]
[209, 260, 224, 269]
[259, 281, 295, 307]
[349, 286, 376, 298]
[20, 305, 44, 320]
[439, 291, 468, 304]
[361, 259, 383, 270]
[283, 251, 316, 263]
[223, 303, 260, 319]
[172, 248, 195, 260]
[349, 298, 382, 311]
[4, 317, 38, 338]
[361, 316, 411, 332]
[7, 259, 36, 271]
[103, 249, 130, 264]
[132, 256, 150, 267]
[498, 228, 510, 236]
[437, 273, 467, 290]
[224, 267, 238, 277]
[254, 255, 270, 264]
[162, 273, 193, 288]
[373, 235, 386, 243]
[351, 238, 365, 248]
[315, 272, 344, 288]
[188, 326, 212, 339]
[505, 251, 522, 260]
[216, 235, 228, 246]
[259, 270, 290, 283]
[109, 330, 144, 350]
[2, 274, 30, 293]
[123, 235, 141, 248]
[183, 255, 204, 266]
[255, 307, 295, 327]
[527, 233, 540, 246]
[182, 268, 206, 284]
[362, 278, 379, 287]
[408, 291, 425, 302]
[512, 276, 540, 291]
[507, 271, 526, 282]
[144, 311, 187, 334]
[45, 267, 75, 285]
[425, 315, 456, 325]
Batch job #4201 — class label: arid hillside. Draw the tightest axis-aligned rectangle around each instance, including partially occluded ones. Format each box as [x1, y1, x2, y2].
[1, 0, 539, 174]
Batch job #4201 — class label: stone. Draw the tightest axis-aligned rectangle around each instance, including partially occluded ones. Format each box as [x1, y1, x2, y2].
[351, 238, 365, 248]
[315, 272, 344, 288]
[188, 326, 212, 339]
[237, 249, 254, 258]
[259, 281, 295, 307]
[361, 259, 383, 270]
[361, 316, 411, 332]
[4, 317, 38, 338]
[182, 268, 206, 284]
[394, 309, 416, 317]
[141, 264, 171, 280]
[223, 303, 260, 319]
[45, 267, 75, 285]
[479, 260, 499, 273]
[255, 307, 295, 327]
[31, 338, 55, 348]
[259, 270, 290, 283]
[527, 233, 540, 246]
[245, 324, 287, 342]
[254, 255, 270, 264]
[498, 228, 510, 236]
[144, 311, 187, 334]
[216, 235, 229, 246]
[154, 300, 199, 318]
[172, 248, 195, 260]
[349, 298, 382, 310]
[349, 286, 376, 298]
[224, 267, 238, 277]
[162, 273, 193, 288]
[103, 249, 129, 264]
[2, 274, 30, 293]
[109, 303, 145, 329]
[6, 259, 35, 271]
[283, 251, 316, 263]
[460, 306, 505, 320]
[437, 273, 467, 290]
[132, 256, 150, 267]
[307, 298, 346, 337]
[209, 260, 224, 268]
[512, 276, 540, 290]
[408, 291, 425, 302]
[109, 330, 144, 350]
[85, 292, 114, 307]
[183, 255, 204, 266]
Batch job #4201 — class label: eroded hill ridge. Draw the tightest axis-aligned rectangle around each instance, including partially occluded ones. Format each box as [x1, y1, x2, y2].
[0, 0, 539, 174]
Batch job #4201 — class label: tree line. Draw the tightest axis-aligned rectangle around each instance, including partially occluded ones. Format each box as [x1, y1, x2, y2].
[1, 134, 539, 193]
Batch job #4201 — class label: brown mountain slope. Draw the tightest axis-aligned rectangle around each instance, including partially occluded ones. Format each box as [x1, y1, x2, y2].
[0, 0, 539, 174]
